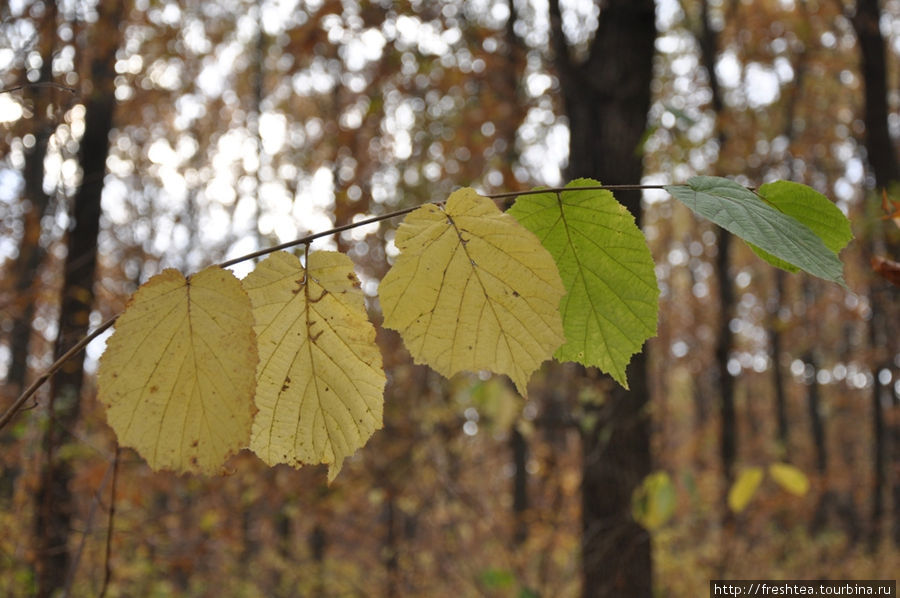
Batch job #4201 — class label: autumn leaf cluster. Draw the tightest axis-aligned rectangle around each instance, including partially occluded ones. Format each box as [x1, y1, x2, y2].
[97, 177, 850, 477]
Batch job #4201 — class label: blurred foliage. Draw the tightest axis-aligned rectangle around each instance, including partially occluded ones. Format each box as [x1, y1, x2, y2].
[0, 0, 898, 596]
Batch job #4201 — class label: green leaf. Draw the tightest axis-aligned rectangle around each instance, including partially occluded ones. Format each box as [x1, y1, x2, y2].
[728, 467, 764, 513]
[632, 471, 676, 530]
[747, 181, 853, 272]
[665, 176, 846, 285]
[478, 568, 515, 590]
[508, 179, 659, 388]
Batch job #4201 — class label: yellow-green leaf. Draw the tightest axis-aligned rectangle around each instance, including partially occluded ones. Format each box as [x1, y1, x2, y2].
[728, 467, 764, 513]
[242, 250, 384, 482]
[508, 179, 659, 387]
[748, 181, 854, 273]
[632, 471, 676, 530]
[378, 188, 566, 396]
[98, 266, 257, 474]
[768, 462, 810, 496]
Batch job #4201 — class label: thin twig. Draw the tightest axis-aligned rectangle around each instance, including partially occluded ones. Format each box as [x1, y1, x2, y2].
[0, 81, 77, 95]
[0, 182, 679, 433]
[98, 447, 120, 598]
[485, 183, 669, 199]
[216, 202, 432, 269]
[61, 455, 116, 598]
[0, 316, 116, 432]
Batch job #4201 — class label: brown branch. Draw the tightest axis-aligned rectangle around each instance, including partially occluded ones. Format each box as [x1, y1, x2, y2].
[99, 447, 120, 598]
[0, 316, 117, 432]
[0, 182, 689, 433]
[0, 81, 77, 95]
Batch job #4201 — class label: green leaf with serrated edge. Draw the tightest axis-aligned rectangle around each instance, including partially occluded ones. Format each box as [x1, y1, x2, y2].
[665, 176, 846, 285]
[747, 181, 853, 272]
[508, 179, 658, 388]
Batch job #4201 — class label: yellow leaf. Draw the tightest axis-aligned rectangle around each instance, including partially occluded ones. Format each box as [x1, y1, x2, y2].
[728, 467, 764, 513]
[98, 267, 257, 474]
[242, 251, 385, 482]
[379, 188, 566, 396]
[632, 471, 676, 530]
[768, 462, 810, 496]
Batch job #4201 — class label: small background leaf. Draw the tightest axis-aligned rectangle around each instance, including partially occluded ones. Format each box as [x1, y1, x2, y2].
[98, 266, 257, 474]
[768, 462, 810, 496]
[243, 250, 385, 482]
[665, 176, 846, 284]
[379, 188, 566, 395]
[632, 471, 676, 530]
[508, 179, 658, 387]
[728, 467, 764, 513]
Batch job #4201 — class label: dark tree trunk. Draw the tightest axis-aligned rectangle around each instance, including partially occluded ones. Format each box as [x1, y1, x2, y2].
[851, 0, 900, 188]
[715, 229, 736, 485]
[511, 426, 529, 545]
[695, 0, 738, 490]
[6, 1, 59, 392]
[1, 3, 61, 505]
[548, 1, 656, 596]
[850, 0, 900, 547]
[33, 2, 123, 595]
[770, 272, 790, 454]
[803, 351, 827, 476]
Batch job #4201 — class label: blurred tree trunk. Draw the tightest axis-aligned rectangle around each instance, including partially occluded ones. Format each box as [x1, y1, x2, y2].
[695, 0, 737, 490]
[5, 1, 58, 393]
[33, 2, 124, 595]
[548, 1, 656, 596]
[511, 426, 529, 545]
[849, 0, 900, 547]
[1, 2, 60, 504]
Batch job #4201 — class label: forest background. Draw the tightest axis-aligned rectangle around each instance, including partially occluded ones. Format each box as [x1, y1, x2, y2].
[0, 0, 899, 597]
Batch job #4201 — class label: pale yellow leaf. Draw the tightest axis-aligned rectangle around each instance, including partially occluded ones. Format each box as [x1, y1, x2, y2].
[98, 267, 257, 474]
[378, 188, 566, 396]
[242, 251, 385, 481]
[768, 462, 810, 496]
[728, 467, 764, 513]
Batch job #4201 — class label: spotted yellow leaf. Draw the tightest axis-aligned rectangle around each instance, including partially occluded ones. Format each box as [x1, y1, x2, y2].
[379, 188, 566, 396]
[98, 266, 257, 474]
[242, 250, 384, 482]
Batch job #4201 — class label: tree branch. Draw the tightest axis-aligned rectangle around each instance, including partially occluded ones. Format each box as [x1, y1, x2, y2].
[0, 182, 675, 433]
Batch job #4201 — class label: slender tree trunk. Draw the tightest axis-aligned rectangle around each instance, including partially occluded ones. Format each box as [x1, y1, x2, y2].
[1, 3, 61, 505]
[770, 272, 790, 454]
[851, 0, 900, 186]
[715, 230, 736, 484]
[511, 426, 529, 545]
[33, 2, 123, 595]
[6, 1, 59, 392]
[547, 2, 656, 595]
[695, 0, 737, 490]
[803, 351, 827, 476]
